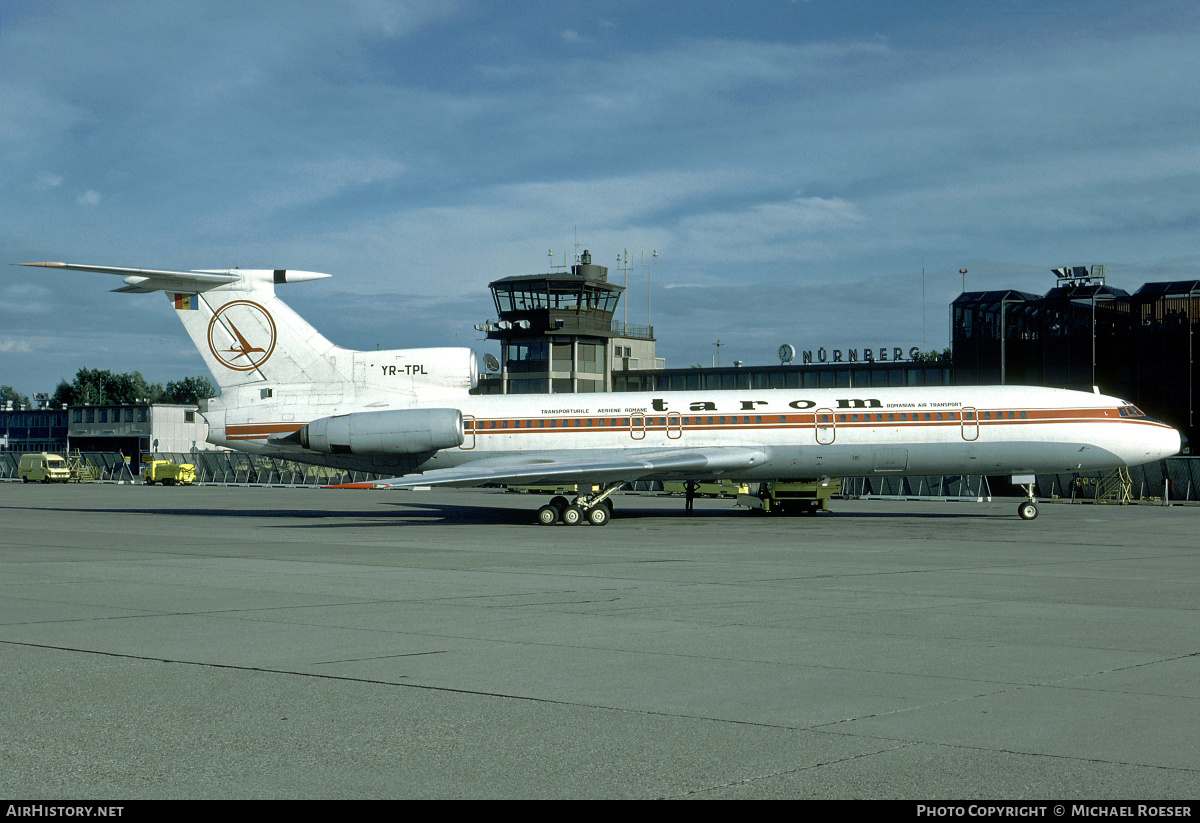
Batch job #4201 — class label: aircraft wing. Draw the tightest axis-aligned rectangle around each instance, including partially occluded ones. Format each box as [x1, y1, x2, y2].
[372, 447, 770, 488]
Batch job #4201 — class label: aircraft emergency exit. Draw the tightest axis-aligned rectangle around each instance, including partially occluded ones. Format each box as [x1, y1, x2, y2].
[20, 261, 1181, 524]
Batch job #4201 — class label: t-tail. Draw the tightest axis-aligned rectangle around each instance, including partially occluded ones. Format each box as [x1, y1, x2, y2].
[17, 262, 477, 431]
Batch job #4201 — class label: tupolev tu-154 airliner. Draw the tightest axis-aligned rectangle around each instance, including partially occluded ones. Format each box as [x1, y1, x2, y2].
[20, 261, 1181, 525]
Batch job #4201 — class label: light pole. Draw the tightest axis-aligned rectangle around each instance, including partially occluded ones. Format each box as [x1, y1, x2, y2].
[1091, 288, 1116, 389]
[999, 295, 1019, 385]
[643, 250, 658, 334]
[1190, 283, 1196, 430]
[960, 268, 968, 293]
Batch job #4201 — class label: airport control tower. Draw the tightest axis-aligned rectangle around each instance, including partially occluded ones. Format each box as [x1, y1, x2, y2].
[477, 251, 661, 394]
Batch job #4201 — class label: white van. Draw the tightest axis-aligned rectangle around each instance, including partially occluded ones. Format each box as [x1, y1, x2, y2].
[18, 453, 71, 483]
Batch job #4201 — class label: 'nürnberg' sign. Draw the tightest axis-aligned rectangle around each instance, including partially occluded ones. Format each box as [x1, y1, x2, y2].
[803, 347, 922, 364]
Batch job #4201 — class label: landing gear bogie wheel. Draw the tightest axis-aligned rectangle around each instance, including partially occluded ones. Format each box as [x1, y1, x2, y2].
[1018, 501, 1038, 520]
[536, 504, 560, 526]
[550, 496, 569, 514]
[562, 505, 585, 526]
[587, 505, 611, 526]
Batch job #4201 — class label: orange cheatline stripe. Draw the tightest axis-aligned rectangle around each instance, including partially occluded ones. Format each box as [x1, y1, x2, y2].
[228, 407, 1163, 442]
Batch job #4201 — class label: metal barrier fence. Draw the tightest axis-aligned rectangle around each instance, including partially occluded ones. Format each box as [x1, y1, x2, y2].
[1037, 457, 1200, 503]
[841, 475, 992, 500]
[3, 450, 1199, 502]
[840, 458, 1200, 503]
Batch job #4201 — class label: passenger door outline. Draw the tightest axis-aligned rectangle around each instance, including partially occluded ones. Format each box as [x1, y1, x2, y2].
[815, 409, 836, 445]
[666, 412, 682, 439]
[630, 412, 646, 440]
[961, 407, 979, 441]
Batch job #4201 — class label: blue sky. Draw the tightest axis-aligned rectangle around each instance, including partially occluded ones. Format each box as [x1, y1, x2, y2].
[3, 1, 1200, 397]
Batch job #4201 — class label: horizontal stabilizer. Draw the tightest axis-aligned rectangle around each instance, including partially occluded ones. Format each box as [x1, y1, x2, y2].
[18, 262, 331, 293]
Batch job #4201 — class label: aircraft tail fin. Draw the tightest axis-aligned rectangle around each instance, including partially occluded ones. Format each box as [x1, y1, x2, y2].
[19, 262, 350, 394]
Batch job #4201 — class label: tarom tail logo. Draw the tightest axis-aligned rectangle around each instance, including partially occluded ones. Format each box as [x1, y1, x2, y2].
[207, 300, 277, 371]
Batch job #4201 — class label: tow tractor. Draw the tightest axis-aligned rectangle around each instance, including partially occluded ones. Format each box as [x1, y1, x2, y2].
[142, 459, 196, 486]
[738, 479, 841, 515]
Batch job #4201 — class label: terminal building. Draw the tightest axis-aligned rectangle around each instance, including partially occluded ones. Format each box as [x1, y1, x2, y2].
[951, 266, 1197, 449]
[1, 402, 218, 470]
[0, 404, 68, 454]
[66, 403, 214, 465]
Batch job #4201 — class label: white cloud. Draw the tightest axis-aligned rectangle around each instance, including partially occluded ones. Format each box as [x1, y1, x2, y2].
[75, 190, 101, 206]
[0, 339, 34, 353]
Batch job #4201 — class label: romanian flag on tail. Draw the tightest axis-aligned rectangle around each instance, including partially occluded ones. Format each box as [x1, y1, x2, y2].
[173, 293, 199, 310]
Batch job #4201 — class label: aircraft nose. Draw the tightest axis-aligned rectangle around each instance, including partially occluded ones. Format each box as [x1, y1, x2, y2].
[1160, 426, 1183, 460]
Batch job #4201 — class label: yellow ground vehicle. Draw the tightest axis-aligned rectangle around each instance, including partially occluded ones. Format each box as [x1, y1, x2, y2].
[738, 479, 842, 515]
[18, 453, 71, 483]
[661, 480, 746, 498]
[142, 459, 196, 486]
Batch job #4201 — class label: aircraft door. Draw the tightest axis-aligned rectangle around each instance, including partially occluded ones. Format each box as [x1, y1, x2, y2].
[460, 415, 476, 450]
[961, 407, 979, 441]
[630, 412, 646, 440]
[666, 412, 682, 439]
[815, 409, 836, 445]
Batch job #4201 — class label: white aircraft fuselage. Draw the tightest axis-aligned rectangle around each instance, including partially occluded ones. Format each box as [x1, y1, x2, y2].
[206, 384, 1178, 483]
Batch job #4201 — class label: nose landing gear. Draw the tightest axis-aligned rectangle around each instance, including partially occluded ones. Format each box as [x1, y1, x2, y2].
[1016, 476, 1039, 520]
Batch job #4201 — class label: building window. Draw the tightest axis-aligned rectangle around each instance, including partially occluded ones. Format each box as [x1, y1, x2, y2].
[577, 342, 602, 372]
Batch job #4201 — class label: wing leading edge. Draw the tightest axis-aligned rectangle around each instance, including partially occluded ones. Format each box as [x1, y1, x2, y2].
[371, 447, 771, 489]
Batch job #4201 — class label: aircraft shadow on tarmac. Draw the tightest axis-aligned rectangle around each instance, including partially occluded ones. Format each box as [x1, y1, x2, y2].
[12, 500, 998, 527]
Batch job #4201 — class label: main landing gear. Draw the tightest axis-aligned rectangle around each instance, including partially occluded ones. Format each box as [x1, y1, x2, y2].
[1017, 479, 1039, 520]
[536, 484, 622, 526]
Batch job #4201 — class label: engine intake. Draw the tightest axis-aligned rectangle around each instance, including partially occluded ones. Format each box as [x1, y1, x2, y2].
[297, 408, 464, 455]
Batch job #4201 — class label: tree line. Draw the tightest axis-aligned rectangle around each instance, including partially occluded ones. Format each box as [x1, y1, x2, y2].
[2, 370, 217, 409]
